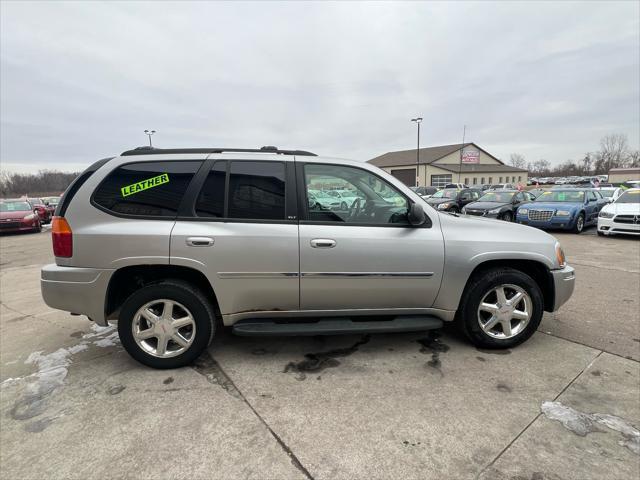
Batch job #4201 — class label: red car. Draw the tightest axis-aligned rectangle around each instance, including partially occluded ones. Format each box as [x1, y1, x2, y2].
[27, 197, 52, 224]
[0, 200, 42, 233]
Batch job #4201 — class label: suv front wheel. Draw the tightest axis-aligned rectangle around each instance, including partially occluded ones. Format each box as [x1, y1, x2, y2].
[458, 267, 543, 349]
[118, 280, 215, 369]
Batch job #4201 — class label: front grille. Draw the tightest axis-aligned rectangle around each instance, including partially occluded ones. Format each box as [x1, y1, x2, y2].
[0, 222, 21, 229]
[613, 215, 637, 224]
[528, 209, 554, 222]
[466, 210, 485, 216]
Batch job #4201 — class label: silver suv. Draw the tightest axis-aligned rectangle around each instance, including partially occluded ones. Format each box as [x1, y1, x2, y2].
[41, 146, 575, 369]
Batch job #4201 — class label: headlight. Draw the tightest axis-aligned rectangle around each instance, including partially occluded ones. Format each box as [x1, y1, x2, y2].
[555, 243, 566, 268]
[437, 203, 451, 210]
[23, 213, 36, 221]
[519, 208, 528, 215]
[599, 211, 614, 218]
[555, 210, 571, 216]
[488, 208, 501, 214]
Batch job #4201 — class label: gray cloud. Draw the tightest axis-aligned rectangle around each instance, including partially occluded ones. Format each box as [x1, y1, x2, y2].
[1, 1, 638, 172]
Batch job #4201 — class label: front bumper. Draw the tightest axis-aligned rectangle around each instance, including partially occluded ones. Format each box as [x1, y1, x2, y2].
[598, 217, 640, 236]
[551, 265, 575, 311]
[41, 264, 114, 325]
[517, 216, 575, 230]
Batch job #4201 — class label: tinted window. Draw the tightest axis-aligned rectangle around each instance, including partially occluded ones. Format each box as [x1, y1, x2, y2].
[304, 163, 409, 225]
[93, 161, 201, 217]
[195, 161, 227, 217]
[227, 161, 285, 220]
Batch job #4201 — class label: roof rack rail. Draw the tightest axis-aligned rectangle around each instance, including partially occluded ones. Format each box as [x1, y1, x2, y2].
[120, 146, 317, 157]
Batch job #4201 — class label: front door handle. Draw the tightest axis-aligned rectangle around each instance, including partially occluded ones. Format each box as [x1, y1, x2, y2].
[186, 237, 214, 247]
[310, 238, 336, 248]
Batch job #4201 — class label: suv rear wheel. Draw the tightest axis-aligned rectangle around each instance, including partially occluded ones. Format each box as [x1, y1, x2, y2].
[118, 280, 215, 369]
[458, 267, 543, 349]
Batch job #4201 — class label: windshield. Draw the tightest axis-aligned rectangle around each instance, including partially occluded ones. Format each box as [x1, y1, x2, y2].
[478, 192, 516, 203]
[615, 190, 640, 204]
[598, 189, 615, 198]
[0, 201, 31, 212]
[535, 191, 585, 203]
[431, 189, 458, 199]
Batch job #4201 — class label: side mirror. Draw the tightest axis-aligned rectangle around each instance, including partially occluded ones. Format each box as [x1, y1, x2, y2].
[408, 203, 427, 226]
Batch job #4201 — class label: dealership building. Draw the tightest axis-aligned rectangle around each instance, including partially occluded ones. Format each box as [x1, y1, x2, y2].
[368, 143, 528, 188]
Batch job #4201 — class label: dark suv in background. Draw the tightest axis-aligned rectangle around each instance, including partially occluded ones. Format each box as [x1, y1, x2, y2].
[425, 188, 482, 212]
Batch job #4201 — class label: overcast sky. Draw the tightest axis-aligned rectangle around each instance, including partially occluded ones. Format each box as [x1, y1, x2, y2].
[1, 1, 638, 173]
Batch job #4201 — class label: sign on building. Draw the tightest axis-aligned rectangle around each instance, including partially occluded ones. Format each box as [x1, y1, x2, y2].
[461, 148, 480, 164]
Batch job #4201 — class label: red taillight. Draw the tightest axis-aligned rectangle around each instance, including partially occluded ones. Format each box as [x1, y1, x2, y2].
[51, 216, 72, 257]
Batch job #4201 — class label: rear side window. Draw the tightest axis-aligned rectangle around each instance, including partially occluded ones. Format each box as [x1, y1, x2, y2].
[228, 161, 285, 219]
[93, 161, 201, 217]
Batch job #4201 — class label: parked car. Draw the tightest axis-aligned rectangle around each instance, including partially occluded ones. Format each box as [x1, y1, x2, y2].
[40, 145, 574, 369]
[554, 178, 568, 185]
[325, 189, 362, 210]
[444, 183, 467, 189]
[516, 189, 605, 233]
[490, 183, 514, 190]
[27, 197, 52, 224]
[462, 190, 536, 222]
[596, 187, 624, 203]
[410, 186, 439, 198]
[480, 184, 493, 191]
[0, 199, 42, 233]
[425, 187, 482, 212]
[308, 189, 342, 210]
[597, 188, 640, 237]
[42, 196, 61, 215]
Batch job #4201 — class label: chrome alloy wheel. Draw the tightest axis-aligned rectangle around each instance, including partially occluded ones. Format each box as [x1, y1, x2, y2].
[477, 284, 532, 339]
[132, 299, 196, 358]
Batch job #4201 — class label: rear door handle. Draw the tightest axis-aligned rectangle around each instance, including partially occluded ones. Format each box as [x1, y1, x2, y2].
[186, 237, 214, 247]
[310, 238, 336, 248]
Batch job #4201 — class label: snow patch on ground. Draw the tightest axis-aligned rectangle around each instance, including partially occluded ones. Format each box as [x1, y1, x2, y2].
[541, 401, 640, 455]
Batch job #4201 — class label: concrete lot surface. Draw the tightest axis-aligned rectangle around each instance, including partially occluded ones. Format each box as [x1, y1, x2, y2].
[1, 228, 638, 479]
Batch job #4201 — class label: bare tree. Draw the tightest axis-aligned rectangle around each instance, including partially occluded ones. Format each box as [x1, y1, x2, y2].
[508, 153, 526, 169]
[599, 133, 630, 172]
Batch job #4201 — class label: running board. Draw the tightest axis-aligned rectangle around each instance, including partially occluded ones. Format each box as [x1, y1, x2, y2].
[231, 316, 443, 336]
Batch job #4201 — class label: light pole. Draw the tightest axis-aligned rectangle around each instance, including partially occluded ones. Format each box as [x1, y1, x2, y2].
[144, 129, 156, 147]
[411, 117, 423, 186]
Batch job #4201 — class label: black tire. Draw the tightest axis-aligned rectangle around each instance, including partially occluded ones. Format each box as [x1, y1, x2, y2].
[34, 221, 42, 233]
[340, 201, 348, 211]
[597, 229, 605, 237]
[118, 280, 215, 369]
[450, 206, 460, 213]
[457, 267, 544, 349]
[572, 213, 585, 234]
[501, 211, 513, 222]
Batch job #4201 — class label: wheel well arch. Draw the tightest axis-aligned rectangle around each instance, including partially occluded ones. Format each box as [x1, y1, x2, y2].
[461, 259, 555, 312]
[105, 265, 222, 322]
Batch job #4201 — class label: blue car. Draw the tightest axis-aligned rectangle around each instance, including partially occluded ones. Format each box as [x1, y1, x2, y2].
[516, 189, 606, 233]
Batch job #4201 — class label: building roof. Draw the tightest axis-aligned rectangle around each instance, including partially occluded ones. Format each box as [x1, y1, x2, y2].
[608, 167, 640, 174]
[432, 163, 528, 173]
[368, 142, 503, 168]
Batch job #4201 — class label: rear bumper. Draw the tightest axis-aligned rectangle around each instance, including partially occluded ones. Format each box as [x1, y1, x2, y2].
[551, 265, 575, 311]
[41, 264, 114, 326]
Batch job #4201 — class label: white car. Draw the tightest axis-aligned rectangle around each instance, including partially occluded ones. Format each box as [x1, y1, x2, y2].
[596, 187, 624, 203]
[597, 188, 640, 237]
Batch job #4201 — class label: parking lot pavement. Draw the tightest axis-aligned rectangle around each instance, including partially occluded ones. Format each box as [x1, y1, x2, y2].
[1, 230, 639, 479]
